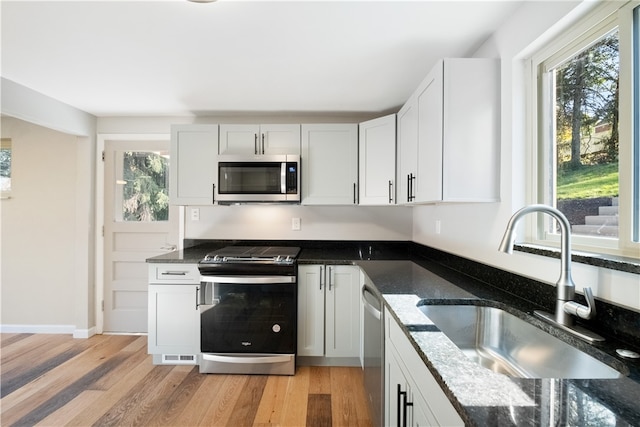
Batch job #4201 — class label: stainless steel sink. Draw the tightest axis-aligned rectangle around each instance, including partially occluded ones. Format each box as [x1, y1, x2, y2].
[416, 303, 625, 379]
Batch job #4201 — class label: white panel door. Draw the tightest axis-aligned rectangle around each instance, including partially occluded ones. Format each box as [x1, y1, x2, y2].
[104, 139, 179, 333]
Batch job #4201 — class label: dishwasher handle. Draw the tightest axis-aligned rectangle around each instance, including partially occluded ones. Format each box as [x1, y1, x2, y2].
[362, 285, 382, 320]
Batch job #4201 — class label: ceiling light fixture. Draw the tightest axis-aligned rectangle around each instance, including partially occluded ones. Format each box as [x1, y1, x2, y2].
[187, 0, 217, 3]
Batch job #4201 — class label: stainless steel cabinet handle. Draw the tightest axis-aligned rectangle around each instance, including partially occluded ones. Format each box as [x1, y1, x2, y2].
[261, 133, 265, 154]
[254, 133, 258, 155]
[195, 286, 200, 310]
[362, 285, 381, 320]
[161, 271, 188, 276]
[353, 183, 357, 204]
[319, 265, 325, 290]
[212, 183, 216, 204]
[388, 180, 393, 204]
[328, 266, 333, 291]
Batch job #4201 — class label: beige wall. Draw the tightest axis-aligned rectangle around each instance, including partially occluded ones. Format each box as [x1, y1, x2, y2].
[1, 117, 81, 330]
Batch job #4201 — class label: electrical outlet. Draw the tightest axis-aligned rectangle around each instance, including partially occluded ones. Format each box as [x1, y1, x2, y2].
[292, 217, 301, 231]
[191, 208, 200, 221]
[435, 220, 441, 234]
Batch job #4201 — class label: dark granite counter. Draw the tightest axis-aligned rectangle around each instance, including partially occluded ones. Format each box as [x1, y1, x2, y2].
[147, 240, 640, 426]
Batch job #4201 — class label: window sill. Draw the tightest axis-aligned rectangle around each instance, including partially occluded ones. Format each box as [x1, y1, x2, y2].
[514, 244, 640, 275]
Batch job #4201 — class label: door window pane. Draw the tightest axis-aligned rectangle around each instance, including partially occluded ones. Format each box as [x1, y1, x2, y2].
[117, 151, 169, 222]
[551, 30, 620, 238]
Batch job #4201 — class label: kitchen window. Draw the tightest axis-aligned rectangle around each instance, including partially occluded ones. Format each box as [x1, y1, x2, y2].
[528, 0, 639, 260]
[1, 138, 12, 195]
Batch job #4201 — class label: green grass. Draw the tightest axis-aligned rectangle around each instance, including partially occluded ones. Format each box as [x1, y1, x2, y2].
[557, 163, 618, 200]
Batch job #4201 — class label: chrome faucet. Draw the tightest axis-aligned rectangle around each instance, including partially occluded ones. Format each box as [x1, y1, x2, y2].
[499, 204, 604, 342]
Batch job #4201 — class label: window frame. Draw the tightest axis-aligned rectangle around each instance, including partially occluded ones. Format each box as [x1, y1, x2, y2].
[527, 0, 639, 260]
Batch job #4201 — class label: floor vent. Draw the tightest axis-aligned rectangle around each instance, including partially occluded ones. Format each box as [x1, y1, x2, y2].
[162, 354, 197, 365]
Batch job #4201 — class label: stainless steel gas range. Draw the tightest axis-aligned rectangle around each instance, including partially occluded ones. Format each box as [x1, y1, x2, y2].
[197, 246, 301, 375]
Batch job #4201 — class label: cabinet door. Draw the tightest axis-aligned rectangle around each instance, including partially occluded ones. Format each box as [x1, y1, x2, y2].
[301, 124, 358, 205]
[359, 114, 396, 205]
[386, 309, 464, 427]
[441, 59, 500, 202]
[219, 124, 300, 155]
[261, 124, 301, 155]
[416, 61, 444, 203]
[396, 97, 418, 204]
[219, 124, 260, 155]
[148, 284, 200, 355]
[297, 265, 325, 356]
[170, 124, 218, 205]
[325, 265, 361, 358]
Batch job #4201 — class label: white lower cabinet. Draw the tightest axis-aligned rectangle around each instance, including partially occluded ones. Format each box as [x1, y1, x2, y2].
[297, 264, 361, 359]
[386, 309, 464, 427]
[147, 264, 200, 364]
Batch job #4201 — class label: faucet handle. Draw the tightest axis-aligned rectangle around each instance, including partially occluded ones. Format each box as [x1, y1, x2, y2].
[564, 287, 597, 320]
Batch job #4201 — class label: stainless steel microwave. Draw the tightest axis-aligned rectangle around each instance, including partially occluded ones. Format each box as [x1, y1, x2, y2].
[215, 154, 300, 203]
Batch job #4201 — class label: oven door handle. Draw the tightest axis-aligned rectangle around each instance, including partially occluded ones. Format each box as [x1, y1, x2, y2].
[199, 275, 295, 284]
[201, 354, 293, 364]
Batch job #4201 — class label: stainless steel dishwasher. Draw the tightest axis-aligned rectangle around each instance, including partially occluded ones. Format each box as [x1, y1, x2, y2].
[362, 283, 384, 427]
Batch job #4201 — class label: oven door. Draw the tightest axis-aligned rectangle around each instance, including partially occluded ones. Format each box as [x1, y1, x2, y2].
[199, 275, 296, 355]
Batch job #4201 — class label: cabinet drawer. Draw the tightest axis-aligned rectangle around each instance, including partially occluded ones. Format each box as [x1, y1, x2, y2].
[149, 264, 199, 284]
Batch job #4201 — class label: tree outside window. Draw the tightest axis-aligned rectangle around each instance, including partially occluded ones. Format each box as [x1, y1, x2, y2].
[551, 31, 620, 238]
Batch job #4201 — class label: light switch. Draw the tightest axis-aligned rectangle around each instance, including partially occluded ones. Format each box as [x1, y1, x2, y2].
[292, 217, 301, 231]
[191, 208, 200, 221]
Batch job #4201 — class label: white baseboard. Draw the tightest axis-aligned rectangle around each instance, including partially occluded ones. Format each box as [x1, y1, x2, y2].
[0, 324, 92, 337]
[73, 327, 97, 339]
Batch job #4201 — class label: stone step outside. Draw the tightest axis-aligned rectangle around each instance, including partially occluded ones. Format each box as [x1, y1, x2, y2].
[612, 196, 619, 206]
[572, 224, 619, 237]
[585, 215, 619, 226]
[599, 205, 619, 215]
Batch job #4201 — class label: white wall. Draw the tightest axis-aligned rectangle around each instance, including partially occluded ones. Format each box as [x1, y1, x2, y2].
[1, 117, 82, 332]
[186, 205, 412, 241]
[411, 1, 640, 312]
[1, 79, 97, 336]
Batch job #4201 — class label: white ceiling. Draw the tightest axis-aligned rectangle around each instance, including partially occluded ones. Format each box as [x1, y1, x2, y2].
[1, 1, 523, 117]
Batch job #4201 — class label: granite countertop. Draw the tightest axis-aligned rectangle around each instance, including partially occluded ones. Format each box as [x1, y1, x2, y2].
[357, 260, 640, 427]
[147, 241, 640, 426]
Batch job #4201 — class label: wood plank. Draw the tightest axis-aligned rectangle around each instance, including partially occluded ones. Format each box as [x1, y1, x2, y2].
[0, 335, 136, 420]
[199, 374, 248, 425]
[253, 374, 292, 425]
[330, 366, 368, 427]
[309, 366, 332, 394]
[228, 375, 268, 426]
[144, 366, 207, 426]
[65, 351, 156, 426]
[281, 366, 310, 427]
[4, 353, 128, 426]
[307, 394, 332, 427]
[0, 333, 33, 348]
[34, 390, 103, 427]
[170, 373, 229, 426]
[90, 364, 178, 426]
[0, 334, 373, 427]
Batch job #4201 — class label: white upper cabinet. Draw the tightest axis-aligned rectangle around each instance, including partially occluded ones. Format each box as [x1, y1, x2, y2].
[219, 124, 300, 155]
[170, 124, 218, 205]
[397, 58, 501, 204]
[396, 98, 419, 204]
[359, 114, 396, 205]
[301, 124, 358, 205]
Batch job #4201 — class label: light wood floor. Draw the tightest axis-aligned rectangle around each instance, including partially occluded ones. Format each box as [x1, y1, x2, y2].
[0, 333, 372, 427]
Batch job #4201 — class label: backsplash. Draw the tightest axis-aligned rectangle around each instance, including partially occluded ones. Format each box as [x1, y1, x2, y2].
[410, 242, 640, 350]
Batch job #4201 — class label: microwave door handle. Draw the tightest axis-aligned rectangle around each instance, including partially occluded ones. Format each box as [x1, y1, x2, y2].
[281, 162, 286, 194]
